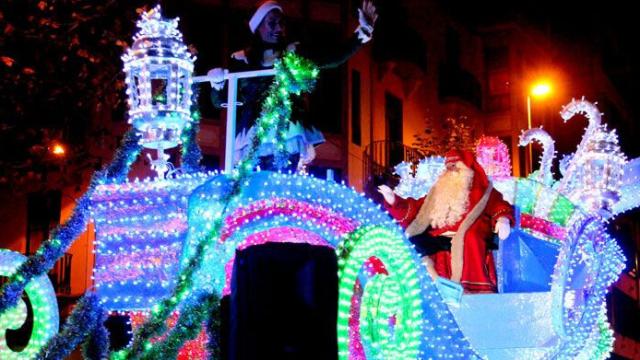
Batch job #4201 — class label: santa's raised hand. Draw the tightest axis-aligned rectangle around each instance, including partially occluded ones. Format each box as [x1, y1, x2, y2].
[377, 184, 395, 205]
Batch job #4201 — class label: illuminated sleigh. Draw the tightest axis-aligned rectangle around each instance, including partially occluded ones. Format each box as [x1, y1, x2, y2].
[90, 163, 629, 359]
[88, 8, 628, 359]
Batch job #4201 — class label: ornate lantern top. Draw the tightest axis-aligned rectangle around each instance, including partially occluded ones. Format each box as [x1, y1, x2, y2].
[124, 6, 193, 63]
[578, 125, 626, 215]
[556, 98, 628, 218]
[122, 6, 195, 160]
[392, 156, 444, 199]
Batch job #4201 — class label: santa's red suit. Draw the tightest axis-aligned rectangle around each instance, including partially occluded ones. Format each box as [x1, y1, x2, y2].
[386, 149, 513, 293]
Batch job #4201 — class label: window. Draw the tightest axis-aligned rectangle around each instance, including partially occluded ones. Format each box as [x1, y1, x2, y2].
[487, 70, 511, 112]
[485, 47, 509, 70]
[351, 70, 361, 145]
[385, 93, 403, 166]
[446, 27, 460, 66]
[485, 46, 511, 112]
[26, 190, 61, 255]
[385, 93, 403, 143]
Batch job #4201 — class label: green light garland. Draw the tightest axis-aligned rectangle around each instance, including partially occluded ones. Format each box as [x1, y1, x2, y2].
[548, 196, 575, 226]
[337, 225, 423, 360]
[136, 292, 219, 360]
[235, 52, 319, 173]
[38, 293, 106, 360]
[359, 274, 404, 358]
[180, 87, 203, 173]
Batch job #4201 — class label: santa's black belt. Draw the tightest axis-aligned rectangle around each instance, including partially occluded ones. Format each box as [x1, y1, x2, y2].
[407, 233, 451, 256]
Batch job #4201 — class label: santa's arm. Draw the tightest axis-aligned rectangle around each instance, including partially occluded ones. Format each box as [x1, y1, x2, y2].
[486, 189, 514, 239]
[384, 196, 425, 229]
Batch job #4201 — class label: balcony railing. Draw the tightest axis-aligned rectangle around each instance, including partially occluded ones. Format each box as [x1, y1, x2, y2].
[48, 252, 72, 295]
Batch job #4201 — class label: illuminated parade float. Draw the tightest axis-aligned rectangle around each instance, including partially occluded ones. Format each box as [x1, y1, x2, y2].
[1, 7, 639, 360]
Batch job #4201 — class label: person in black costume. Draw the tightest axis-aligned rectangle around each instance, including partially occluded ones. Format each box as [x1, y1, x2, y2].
[208, 0, 378, 171]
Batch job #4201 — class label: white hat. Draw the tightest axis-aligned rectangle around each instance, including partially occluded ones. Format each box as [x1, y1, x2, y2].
[249, 1, 283, 33]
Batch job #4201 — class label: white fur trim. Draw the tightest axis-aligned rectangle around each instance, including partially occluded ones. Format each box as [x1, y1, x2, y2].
[450, 183, 493, 282]
[405, 189, 434, 237]
[249, 1, 283, 33]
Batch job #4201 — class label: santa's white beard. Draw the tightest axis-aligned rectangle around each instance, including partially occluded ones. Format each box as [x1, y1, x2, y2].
[424, 164, 474, 229]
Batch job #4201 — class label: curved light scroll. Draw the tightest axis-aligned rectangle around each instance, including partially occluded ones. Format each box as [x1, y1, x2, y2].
[519, 127, 556, 185]
[0, 250, 58, 359]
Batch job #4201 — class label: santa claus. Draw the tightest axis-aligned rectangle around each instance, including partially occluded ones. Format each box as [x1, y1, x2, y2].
[379, 149, 513, 293]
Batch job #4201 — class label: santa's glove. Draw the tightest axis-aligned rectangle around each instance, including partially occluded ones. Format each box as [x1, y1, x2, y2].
[355, 0, 378, 44]
[207, 67, 228, 90]
[494, 216, 511, 240]
[377, 184, 395, 205]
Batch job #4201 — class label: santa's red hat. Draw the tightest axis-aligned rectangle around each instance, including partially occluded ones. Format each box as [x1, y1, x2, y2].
[444, 149, 490, 190]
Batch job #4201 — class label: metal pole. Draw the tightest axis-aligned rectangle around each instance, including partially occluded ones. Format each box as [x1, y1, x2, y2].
[193, 69, 276, 173]
[192, 69, 276, 84]
[527, 95, 533, 175]
[225, 77, 238, 172]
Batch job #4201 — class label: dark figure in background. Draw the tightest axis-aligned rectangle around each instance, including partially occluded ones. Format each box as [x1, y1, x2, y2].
[208, 0, 377, 172]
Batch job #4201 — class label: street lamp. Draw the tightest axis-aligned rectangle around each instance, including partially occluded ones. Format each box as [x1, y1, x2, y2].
[526, 81, 552, 174]
[51, 143, 66, 157]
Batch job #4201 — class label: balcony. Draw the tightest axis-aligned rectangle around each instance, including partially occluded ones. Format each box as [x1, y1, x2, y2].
[48, 252, 72, 295]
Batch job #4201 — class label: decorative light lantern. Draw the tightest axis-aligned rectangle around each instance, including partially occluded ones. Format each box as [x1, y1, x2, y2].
[122, 6, 195, 175]
[392, 156, 444, 199]
[557, 98, 627, 217]
[392, 161, 416, 199]
[415, 156, 445, 187]
[393, 161, 413, 179]
[475, 136, 512, 179]
[576, 125, 626, 216]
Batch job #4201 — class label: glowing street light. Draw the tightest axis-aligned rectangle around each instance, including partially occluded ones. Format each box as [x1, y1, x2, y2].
[51, 143, 65, 156]
[527, 81, 553, 128]
[531, 82, 552, 98]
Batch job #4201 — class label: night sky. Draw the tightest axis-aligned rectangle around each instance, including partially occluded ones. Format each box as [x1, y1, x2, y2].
[441, 0, 640, 118]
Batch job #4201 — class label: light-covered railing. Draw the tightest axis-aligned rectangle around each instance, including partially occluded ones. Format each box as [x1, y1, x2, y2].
[194, 69, 276, 172]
